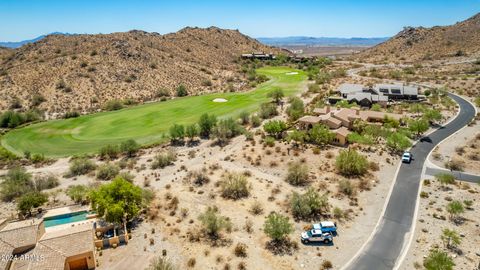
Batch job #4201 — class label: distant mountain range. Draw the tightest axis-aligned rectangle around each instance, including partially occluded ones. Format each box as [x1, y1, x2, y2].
[0, 32, 72, 48]
[257, 36, 389, 47]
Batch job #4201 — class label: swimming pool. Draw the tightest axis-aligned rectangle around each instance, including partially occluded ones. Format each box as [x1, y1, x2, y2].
[44, 210, 93, 227]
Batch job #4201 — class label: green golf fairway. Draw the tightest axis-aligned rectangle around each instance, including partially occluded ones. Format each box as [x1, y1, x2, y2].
[2, 67, 306, 157]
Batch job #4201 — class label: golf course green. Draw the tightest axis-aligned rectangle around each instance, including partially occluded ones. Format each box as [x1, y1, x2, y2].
[2, 66, 306, 157]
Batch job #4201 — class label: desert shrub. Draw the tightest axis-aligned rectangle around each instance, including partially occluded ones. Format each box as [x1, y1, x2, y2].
[188, 170, 210, 186]
[249, 201, 264, 215]
[435, 173, 455, 187]
[30, 153, 46, 164]
[290, 188, 329, 220]
[63, 111, 80, 119]
[117, 171, 135, 182]
[335, 149, 368, 177]
[169, 124, 185, 143]
[185, 124, 199, 141]
[96, 163, 120, 180]
[0, 167, 34, 201]
[198, 207, 232, 238]
[99, 144, 120, 160]
[347, 132, 374, 145]
[69, 158, 96, 176]
[151, 150, 176, 169]
[286, 97, 304, 121]
[233, 243, 248, 257]
[147, 256, 177, 270]
[321, 260, 333, 270]
[423, 249, 454, 270]
[239, 111, 249, 125]
[446, 200, 464, 221]
[285, 162, 309, 186]
[338, 179, 356, 197]
[444, 158, 464, 171]
[66, 185, 89, 203]
[250, 115, 262, 127]
[333, 207, 345, 220]
[263, 212, 293, 241]
[156, 88, 170, 97]
[264, 136, 275, 147]
[120, 139, 139, 157]
[267, 88, 284, 104]
[33, 174, 59, 191]
[104, 100, 124, 111]
[213, 118, 243, 144]
[258, 102, 278, 119]
[17, 192, 48, 215]
[176, 84, 188, 97]
[31, 94, 46, 106]
[221, 173, 250, 200]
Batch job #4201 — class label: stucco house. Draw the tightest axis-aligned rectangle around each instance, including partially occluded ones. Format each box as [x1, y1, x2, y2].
[298, 106, 403, 146]
[332, 83, 419, 107]
[0, 219, 95, 270]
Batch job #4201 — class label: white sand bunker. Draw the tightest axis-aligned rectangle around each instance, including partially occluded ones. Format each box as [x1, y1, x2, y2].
[212, 98, 228, 103]
[286, 72, 298, 75]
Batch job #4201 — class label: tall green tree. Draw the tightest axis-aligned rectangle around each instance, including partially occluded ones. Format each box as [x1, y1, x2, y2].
[185, 124, 199, 142]
[409, 119, 429, 136]
[267, 87, 284, 104]
[287, 130, 307, 148]
[309, 124, 335, 146]
[169, 124, 185, 143]
[90, 177, 144, 225]
[263, 120, 287, 139]
[386, 133, 412, 152]
[120, 139, 139, 157]
[17, 192, 48, 215]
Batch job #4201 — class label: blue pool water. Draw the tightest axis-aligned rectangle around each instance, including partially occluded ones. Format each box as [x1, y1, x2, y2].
[44, 211, 92, 227]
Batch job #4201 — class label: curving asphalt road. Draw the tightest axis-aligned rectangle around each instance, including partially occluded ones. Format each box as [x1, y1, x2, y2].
[344, 93, 476, 270]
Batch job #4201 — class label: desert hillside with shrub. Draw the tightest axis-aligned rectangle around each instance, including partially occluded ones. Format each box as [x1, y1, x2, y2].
[0, 27, 281, 115]
[356, 13, 480, 62]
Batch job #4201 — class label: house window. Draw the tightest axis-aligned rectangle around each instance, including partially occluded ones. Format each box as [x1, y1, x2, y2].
[391, 89, 401, 94]
[379, 88, 388, 93]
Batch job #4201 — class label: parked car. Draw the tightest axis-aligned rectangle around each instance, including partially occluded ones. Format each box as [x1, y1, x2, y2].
[402, 152, 412, 163]
[313, 221, 337, 234]
[301, 229, 333, 244]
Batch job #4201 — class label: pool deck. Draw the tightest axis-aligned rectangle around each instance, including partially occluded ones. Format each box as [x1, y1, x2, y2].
[46, 218, 96, 232]
[43, 205, 89, 219]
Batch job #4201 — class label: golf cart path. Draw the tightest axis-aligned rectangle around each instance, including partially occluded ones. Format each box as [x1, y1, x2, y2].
[343, 93, 476, 270]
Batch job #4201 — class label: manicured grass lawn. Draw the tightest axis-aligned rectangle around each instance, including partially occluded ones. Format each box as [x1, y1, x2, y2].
[2, 67, 306, 157]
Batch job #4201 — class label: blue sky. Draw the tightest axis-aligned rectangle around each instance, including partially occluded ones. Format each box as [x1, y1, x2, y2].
[1, 0, 479, 41]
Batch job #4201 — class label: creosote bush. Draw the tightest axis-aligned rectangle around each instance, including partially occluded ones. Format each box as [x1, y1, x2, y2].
[220, 173, 250, 200]
[285, 162, 309, 186]
[0, 167, 34, 201]
[338, 179, 356, 197]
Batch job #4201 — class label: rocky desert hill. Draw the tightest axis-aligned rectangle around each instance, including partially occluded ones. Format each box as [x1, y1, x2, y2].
[0, 27, 281, 116]
[356, 13, 480, 62]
